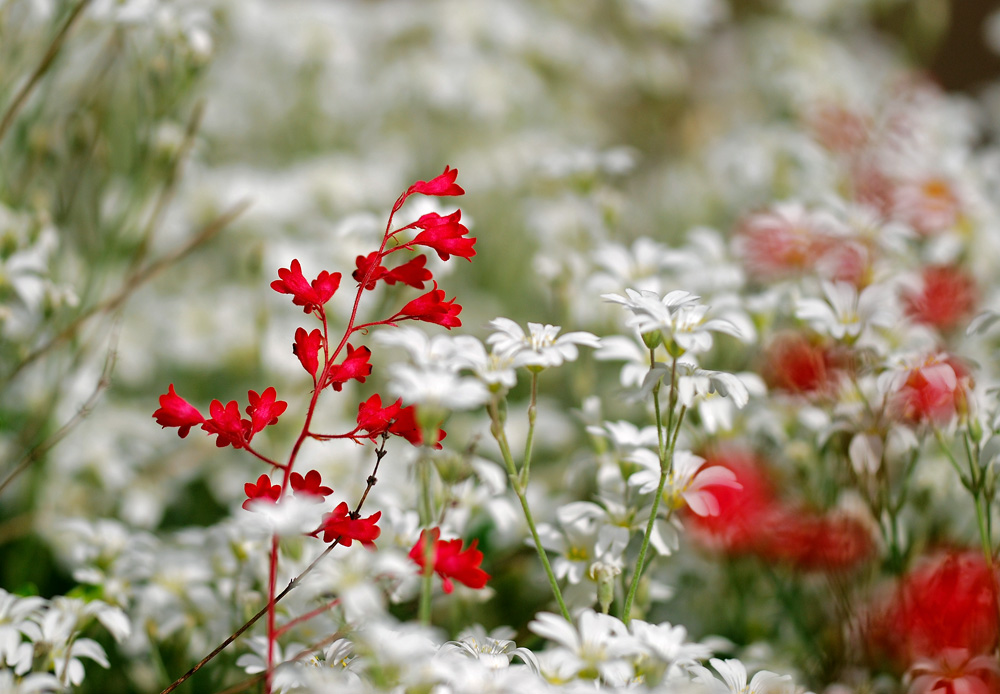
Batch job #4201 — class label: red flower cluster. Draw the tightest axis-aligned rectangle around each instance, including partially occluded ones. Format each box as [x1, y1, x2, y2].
[409, 528, 490, 594]
[154, 386, 288, 449]
[314, 502, 382, 547]
[865, 551, 1000, 675]
[761, 332, 842, 396]
[687, 448, 875, 573]
[904, 265, 978, 333]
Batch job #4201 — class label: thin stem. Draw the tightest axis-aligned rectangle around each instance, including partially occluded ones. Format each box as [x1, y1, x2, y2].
[0, 0, 93, 144]
[418, 560, 434, 626]
[488, 399, 570, 620]
[933, 427, 970, 489]
[273, 597, 341, 639]
[265, 535, 279, 694]
[520, 371, 539, 485]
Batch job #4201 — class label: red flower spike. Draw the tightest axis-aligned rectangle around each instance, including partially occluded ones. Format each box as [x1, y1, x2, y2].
[202, 399, 251, 448]
[324, 344, 373, 392]
[406, 166, 464, 197]
[384, 254, 433, 289]
[246, 387, 288, 435]
[409, 528, 490, 594]
[243, 474, 282, 511]
[395, 283, 462, 329]
[356, 394, 403, 438]
[293, 327, 323, 378]
[353, 252, 389, 290]
[153, 384, 205, 438]
[271, 259, 342, 314]
[290, 469, 333, 500]
[410, 211, 476, 261]
[388, 405, 446, 448]
[314, 502, 381, 546]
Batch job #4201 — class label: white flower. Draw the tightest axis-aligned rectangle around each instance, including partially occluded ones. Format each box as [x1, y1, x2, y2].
[795, 280, 896, 342]
[528, 610, 639, 685]
[442, 625, 539, 672]
[450, 335, 518, 392]
[603, 288, 745, 355]
[629, 449, 741, 517]
[629, 619, 712, 682]
[486, 317, 600, 370]
[537, 502, 629, 585]
[690, 658, 794, 694]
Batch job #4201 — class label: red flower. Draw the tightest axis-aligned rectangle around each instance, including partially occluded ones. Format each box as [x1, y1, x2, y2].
[904, 265, 978, 332]
[406, 166, 464, 197]
[355, 394, 403, 438]
[293, 327, 323, 378]
[353, 252, 388, 290]
[409, 528, 490, 594]
[153, 384, 205, 438]
[290, 469, 333, 501]
[243, 474, 281, 510]
[246, 387, 287, 435]
[271, 259, 342, 315]
[384, 255, 433, 289]
[324, 344, 372, 392]
[202, 399, 251, 448]
[388, 404, 446, 448]
[761, 333, 839, 396]
[866, 551, 1000, 669]
[891, 355, 970, 425]
[410, 211, 476, 261]
[314, 501, 381, 546]
[761, 510, 875, 572]
[394, 283, 462, 328]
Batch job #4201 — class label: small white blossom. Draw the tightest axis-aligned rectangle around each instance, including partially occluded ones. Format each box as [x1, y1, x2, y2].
[487, 317, 600, 370]
[690, 657, 795, 694]
[795, 280, 897, 343]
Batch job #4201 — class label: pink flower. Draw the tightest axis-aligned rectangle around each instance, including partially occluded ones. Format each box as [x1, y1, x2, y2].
[409, 528, 490, 594]
[406, 166, 464, 197]
[271, 259, 342, 314]
[314, 502, 381, 546]
[246, 387, 287, 435]
[153, 384, 205, 438]
[243, 474, 281, 510]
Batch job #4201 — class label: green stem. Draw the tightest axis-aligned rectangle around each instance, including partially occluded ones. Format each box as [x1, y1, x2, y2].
[418, 559, 434, 626]
[520, 372, 539, 487]
[488, 399, 570, 620]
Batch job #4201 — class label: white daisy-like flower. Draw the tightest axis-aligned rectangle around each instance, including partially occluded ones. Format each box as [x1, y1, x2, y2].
[486, 317, 601, 370]
[629, 449, 742, 517]
[386, 363, 490, 411]
[442, 625, 539, 672]
[450, 335, 518, 393]
[603, 288, 745, 355]
[528, 610, 639, 685]
[629, 619, 712, 683]
[795, 280, 897, 343]
[690, 657, 794, 694]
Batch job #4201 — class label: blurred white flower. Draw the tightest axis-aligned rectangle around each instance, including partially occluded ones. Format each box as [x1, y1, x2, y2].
[487, 317, 600, 370]
[690, 657, 794, 694]
[795, 280, 896, 342]
[528, 610, 639, 685]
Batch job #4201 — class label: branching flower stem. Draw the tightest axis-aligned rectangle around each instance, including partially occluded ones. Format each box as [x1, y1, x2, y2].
[487, 397, 571, 621]
[623, 355, 679, 625]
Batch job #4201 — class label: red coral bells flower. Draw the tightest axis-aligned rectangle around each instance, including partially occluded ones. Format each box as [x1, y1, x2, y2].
[243, 474, 282, 510]
[355, 394, 403, 438]
[202, 399, 251, 448]
[314, 501, 381, 546]
[409, 211, 476, 261]
[387, 404, 446, 448]
[384, 255, 432, 289]
[409, 528, 490, 594]
[866, 551, 1000, 669]
[289, 469, 333, 501]
[353, 252, 388, 290]
[153, 384, 205, 438]
[393, 283, 462, 328]
[406, 166, 464, 197]
[293, 327, 323, 378]
[761, 333, 839, 396]
[904, 265, 978, 332]
[323, 343, 373, 391]
[246, 387, 288, 435]
[271, 259, 342, 315]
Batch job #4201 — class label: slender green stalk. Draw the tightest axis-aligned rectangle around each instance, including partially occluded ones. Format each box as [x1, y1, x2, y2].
[418, 560, 434, 626]
[416, 453, 435, 624]
[488, 399, 570, 620]
[519, 372, 539, 487]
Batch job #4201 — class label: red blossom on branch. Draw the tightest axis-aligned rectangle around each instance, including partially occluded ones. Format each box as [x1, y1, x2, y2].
[355, 394, 403, 438]
[393, 283, 462, 328]
[202, 399, 251, 448]
[406, 166, 465, 197]
[323, 344, 373, 392]
[293, 327, 323, 378]
[409, 211, 476, 261]
[353, 252, 388, 290]
[384, 255, 433, 288]
[314, 502, 381, 546]
[388, 405, 446, 448]
[271, 259, 342, 315]
[243, 474, 282, 510]
[290, 469, 333, 501]
[246, 387, 288, 435]
[409, 528, 490, 594]
[153, 384, 205, 438]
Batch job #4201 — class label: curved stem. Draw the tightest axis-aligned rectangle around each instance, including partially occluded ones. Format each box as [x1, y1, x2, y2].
[520, 371, 539, 486]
